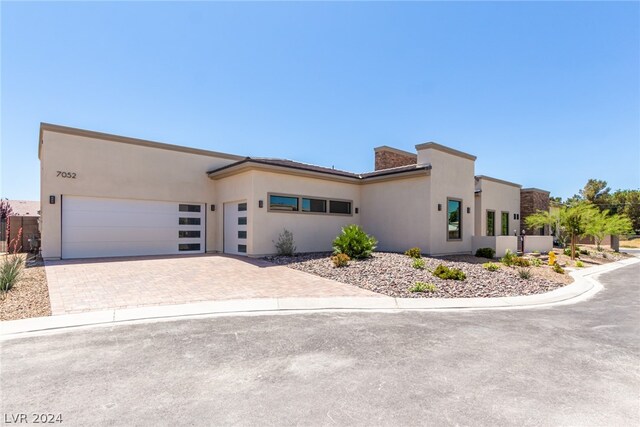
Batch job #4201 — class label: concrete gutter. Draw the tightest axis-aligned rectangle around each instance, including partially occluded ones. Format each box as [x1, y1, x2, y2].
[2, 256, 638, 338]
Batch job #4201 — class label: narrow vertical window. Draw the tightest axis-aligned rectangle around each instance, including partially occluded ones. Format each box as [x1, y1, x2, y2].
[447, 199, 462, 240]
[486, 211, 495, 236]
[501, 212, 509, 236]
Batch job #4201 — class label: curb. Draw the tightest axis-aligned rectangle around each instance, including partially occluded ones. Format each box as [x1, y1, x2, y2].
[2, 256, 638, 338]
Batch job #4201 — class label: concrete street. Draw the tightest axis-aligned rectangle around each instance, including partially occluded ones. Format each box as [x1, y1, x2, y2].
[1, 263, 639, 426]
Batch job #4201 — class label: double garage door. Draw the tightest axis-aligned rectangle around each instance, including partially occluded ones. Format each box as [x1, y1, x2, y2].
[62, 196, 205, 259]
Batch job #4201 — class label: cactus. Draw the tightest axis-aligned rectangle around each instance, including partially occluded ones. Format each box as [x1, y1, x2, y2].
[548, 251, 556, 266]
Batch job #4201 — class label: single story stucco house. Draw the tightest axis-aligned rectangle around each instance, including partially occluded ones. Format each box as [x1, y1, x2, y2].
[38, 123, 552, 260]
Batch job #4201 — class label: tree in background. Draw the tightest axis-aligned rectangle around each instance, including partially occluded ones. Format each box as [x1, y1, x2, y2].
[609, 190, 640, 234]
[526, 203, 597, 260]
[584, 210, 633, 251]
[565, 180, 639, 234]
[0, 199, 14, 246]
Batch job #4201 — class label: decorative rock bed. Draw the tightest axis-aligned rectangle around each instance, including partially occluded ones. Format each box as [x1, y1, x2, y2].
[265, 252, 573, 298]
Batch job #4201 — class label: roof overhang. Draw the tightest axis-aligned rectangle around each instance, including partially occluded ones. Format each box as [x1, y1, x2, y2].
[475, 175, 522, 188]
[207, 159, 431, 184]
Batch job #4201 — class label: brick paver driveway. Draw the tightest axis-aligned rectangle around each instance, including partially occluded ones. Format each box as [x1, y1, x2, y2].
[44, 255, 379, 315]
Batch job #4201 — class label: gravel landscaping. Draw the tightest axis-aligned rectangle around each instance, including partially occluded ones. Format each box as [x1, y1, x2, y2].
[266, 252, 575, 298]
[0, 254, 51, 321]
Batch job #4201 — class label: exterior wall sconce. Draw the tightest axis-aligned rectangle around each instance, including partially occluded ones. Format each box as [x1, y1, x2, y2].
[437, 204, 442, 211]
[211, 205, 215, 211]
[259, 200, 264, 208]
[49, 195, 56, 204]
[514, 213, 518, 220]
[355, 207, 359, 214]
[467, 207, 471, 214]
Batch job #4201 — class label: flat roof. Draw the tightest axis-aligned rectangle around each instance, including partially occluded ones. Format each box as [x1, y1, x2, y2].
[414, 142, 477, 161]
[521, 187, 550, 194]
[475, 175, 522, 188]
[39, 123, 244, 161]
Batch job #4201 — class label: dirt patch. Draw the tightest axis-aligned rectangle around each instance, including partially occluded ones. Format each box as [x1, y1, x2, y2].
[0, 254, 51, 321]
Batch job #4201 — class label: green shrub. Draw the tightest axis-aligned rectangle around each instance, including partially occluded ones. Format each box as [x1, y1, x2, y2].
[274, 229, 296, 256]
[580, 249, 589, 255]
[433, 264, 466, 280]
[531, 258, 542, 267]
[482, 262, 500, 272]
[475, 247, 495, 259]
[553, 264, 565, 274]
[518, 268, 532, 280]
[564, 247, 580, 258]
[512, 257, 531, 267]
[575, 260, 584, 268]
[404, 247, 422, 258]
[332, 225, 377, 259]
[409, 281, 437, 293]
[412, 258, 426, 270]
[0, 255, 24, 293]
[331, 253, 350, 267]
[501, 249, 516, 266]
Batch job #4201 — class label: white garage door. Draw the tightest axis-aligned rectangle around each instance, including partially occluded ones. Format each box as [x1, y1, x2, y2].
[62, 196, 204, 259]
[224, 201, 248, 256]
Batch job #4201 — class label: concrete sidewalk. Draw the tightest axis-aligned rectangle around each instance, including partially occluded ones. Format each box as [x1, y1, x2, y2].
[2, 256, 638, 337]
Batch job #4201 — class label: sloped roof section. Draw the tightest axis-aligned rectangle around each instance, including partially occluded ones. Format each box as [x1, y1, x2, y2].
[7, 200, 40, 217]
[207, 157, 431, 180]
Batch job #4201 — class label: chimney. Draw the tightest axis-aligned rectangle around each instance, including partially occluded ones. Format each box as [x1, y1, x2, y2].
[374, 146, 417, 171]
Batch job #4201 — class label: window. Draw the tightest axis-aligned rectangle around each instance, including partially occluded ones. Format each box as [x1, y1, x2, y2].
[447, 199, 462, 240]
[302, 198, 327, 213]
[179, 217, 201, 225]
[238, 203, 247, 212]
[501, 212, 509, 236]
[238, 230, 247, 239]
[238, 244, 247, 253]
[269, 195, 298, 211]
[329, 200, 351, 215]
[238, 217, 247, 225]
[179, 204, 201, 212]
[178, 230, 201, 238]
[486, 211, 495, 236]
[179, 243, 200, 251]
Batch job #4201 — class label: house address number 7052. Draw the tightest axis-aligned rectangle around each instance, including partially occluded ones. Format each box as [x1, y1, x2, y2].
[56, 171, 77, 178]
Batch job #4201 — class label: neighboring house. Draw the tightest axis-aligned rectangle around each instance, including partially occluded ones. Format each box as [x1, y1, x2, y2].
[38, 123, 551, 260]
[1, 200, 40, 253]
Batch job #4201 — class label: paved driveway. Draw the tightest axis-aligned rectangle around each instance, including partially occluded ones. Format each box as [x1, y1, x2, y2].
[44, 255, 378, 314]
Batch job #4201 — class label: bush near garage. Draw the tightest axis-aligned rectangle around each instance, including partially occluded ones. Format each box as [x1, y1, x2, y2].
[475, 247, 495, 259]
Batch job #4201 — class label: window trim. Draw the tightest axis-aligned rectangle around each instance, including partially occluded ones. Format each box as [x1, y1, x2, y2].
[501, 211, 510, 236]
[486, 210, 495, 237]
[267, 192, 353, 217]
[446, 198, 463, 241]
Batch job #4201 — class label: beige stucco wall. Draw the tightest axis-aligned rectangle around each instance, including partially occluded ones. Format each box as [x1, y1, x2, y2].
[418, 148, 475, 255]
[246, 171, 362, 256]
[40, 130, 237, 259]
[475, 178, 521, 237]
[360, 175, 431, 253]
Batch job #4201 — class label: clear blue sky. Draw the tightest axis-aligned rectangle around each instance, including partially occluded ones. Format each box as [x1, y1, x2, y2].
[2, 1, 639, 201]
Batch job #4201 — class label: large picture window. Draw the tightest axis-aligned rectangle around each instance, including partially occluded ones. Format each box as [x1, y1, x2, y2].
[269, 195, 299, 211]
[501, 212, 510, 236]
[447, 199, 462, 240]
[486, 211, 495, 236]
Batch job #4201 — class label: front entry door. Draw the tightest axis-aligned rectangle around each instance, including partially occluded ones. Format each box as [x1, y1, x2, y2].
[223, 201, 248, 256]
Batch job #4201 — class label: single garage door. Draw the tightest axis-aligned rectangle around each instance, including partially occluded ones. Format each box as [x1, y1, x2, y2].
[62, 196, 204, 259]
